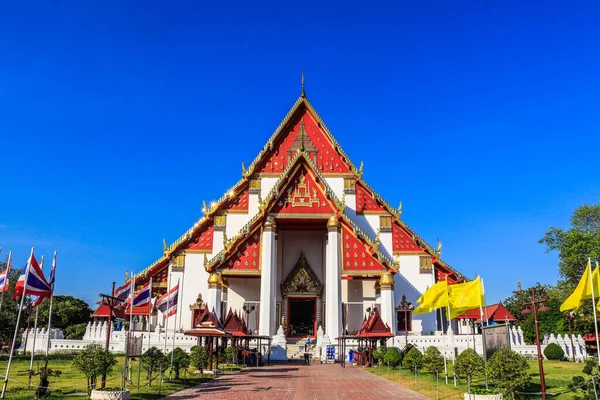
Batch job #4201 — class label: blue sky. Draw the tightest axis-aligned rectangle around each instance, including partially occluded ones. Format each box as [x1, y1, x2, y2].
[0, 1, 599, 307]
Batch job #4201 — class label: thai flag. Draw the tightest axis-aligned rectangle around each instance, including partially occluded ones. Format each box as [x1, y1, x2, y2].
[33, 253, 56, 307]
[13, 252, 51, 299]
[115, 281, 132, 305]
[0, 255, 10, 292]
[132, 281, 152, 307]
[156, 284, 179, 318]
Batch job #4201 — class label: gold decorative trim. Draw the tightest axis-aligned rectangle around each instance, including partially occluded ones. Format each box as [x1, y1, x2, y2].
[379, 216, 392, 232]
[321, 173, 355, 178]
[256, 172, 281, 178]
[356, 210, 392, 216]
[227, 210, 249, 214]
[185, 249, 212, 254]
[220, 269, 262, 277]
[379, 272, 394, 290]
[393, 251, 427, 256]
[341, 271, 385, 277]
[272, 213, 332, 220]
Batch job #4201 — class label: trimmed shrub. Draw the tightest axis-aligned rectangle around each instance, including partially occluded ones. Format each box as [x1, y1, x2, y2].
[543, 343, 564, 360]
[422, 346, 445, 375]
[487, 349, 531, 399]
[383, 347, 402, 367]
[402, 347, 423, 371]
[455, 348, 484, 389]
[373, 345, 387, 365]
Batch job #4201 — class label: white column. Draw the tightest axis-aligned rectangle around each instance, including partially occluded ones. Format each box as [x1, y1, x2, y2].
[259, 216, 277, 336]
[207, 272, 222, 320]
[325, 215, 342, 342]
[379, 272, 395, 332]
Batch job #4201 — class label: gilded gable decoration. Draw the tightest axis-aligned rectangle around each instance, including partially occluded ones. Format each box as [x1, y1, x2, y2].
[172, 252, 185, 271]
[249, 178, 261, 192]
[419, 255, 433, 273]
[285, 175, 320, 208]
[380, 216, 392, 232]
[214, 214, 227, 228]
[344, 177, 356, 193]
[281, 252, 324, 297]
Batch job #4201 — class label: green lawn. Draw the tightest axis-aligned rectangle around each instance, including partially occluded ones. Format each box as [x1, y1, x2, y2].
[368, 360, 585, 400]
[0, 356, 243, 400]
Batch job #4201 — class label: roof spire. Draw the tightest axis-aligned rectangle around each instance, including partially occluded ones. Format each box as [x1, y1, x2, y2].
[301, 69, 306, 98]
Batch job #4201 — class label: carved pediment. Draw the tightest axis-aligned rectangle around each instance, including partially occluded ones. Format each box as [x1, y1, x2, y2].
[281, 252, 324, 297]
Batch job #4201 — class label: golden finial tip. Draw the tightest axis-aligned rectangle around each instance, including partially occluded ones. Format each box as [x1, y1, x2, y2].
[301, 69, 306, 98]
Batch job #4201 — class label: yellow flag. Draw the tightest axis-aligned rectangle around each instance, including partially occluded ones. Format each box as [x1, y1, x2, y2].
[560, 259, 597, 312]
[413, 280, 448, 314]
[448, 277, 483, 312]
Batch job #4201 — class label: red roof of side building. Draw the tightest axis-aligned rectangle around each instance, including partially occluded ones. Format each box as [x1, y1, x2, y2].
[124, 303, 157, 316]
[455, 302, 516, 322]
[356, 310, 394, 338]
[92, 304, 127, 320]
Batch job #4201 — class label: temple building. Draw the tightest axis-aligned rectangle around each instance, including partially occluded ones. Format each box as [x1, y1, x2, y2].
[130, 86, 464, 346]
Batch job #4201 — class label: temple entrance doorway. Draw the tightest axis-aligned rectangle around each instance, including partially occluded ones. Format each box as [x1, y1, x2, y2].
[287, 297, 316, 338]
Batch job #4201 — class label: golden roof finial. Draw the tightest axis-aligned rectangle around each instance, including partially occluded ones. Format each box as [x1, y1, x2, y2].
[202, 200, 208, 214]
[125, 270, 129, 282]
[397, 201, 403, 217]
[436, 239, 442, 256]
[163, 238, 168, 254]
[301, 69, 306, 98]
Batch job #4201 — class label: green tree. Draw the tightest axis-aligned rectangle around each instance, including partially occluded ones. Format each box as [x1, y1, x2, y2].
[224, 346, 237, 364]
[569, 358, 600, 400]
[540, 204, 600, 285]
[65, 323, 88, 340]
[36, 295, 92, 331]
[141, 347, 167, 385]
[422, 346, 445, 376]
[0, 267, 33, 342]
[539, 204, 600, 335]
[402, 347, 423, 371]
[190, 346, 210, 376]
[372, 345, 387, 365]
[486, 349, 531, 399]
[455, 349, 485, 394]
[72, 343, 117, 395]
[166, 347, 190, 379]
[383, 347, 402, 367]
[503, 283, 551, 324]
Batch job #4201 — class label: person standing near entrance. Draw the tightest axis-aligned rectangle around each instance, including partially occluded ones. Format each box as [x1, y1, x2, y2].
[304, 336, 311, 365]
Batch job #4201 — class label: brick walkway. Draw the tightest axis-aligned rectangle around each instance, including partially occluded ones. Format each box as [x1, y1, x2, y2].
[163, 362, 429, 400]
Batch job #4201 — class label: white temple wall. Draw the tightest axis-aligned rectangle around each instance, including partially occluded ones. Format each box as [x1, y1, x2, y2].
[394, 255, 436, 334]
[226, 213, 251, 239]
[324, 177, 344, 201]
[277, 230, 325, 285]
[180, 253, 210, 330]
[227, 277, 261, 312]
[261, 177, 278, 196]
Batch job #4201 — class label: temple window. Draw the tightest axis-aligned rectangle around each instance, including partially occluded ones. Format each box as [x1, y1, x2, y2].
[397, 309, 412, 332]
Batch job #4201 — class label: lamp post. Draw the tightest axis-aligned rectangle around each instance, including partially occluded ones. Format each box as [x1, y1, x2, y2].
[243, 304, 255, 334]
[564, 312, 576, 362]
[522, 288, 550, 399]
[398, 296, 414, 347]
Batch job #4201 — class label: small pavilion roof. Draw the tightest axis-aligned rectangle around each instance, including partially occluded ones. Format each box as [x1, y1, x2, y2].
[184, 306, 226, 337]
[455, 302, 516, 322]
[222, 309, 249, 337]
[356, 309, 394, 338]
[92, 304, 127, 320]
[124, 303, 157, 316]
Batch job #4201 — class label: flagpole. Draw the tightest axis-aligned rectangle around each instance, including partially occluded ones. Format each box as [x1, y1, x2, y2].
[0, 251, 12, 315]
[169, 279, 180, 379]
[591, 259, 600, 366]
[126, 271, 135, 383]
[2, 247, 34, 399]
[28, 256, 45, 388]
[45, 252, 57, 359]
[445, 275, 456, 386]
[147, 277, 152, 352]
[163, 273, 171, 354]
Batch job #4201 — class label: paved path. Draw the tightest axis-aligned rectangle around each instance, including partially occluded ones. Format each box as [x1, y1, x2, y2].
[163, 362, 429, 400]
